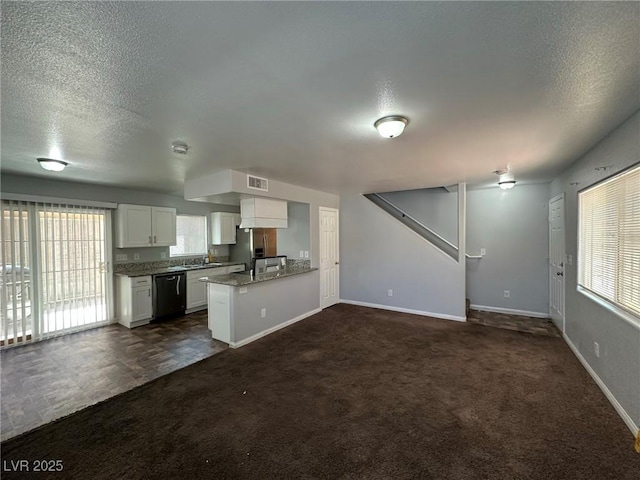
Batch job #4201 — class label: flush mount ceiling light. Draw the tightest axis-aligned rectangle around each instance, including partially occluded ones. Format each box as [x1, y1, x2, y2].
[171, 141, 189, 155]
[494, 168, 516, 189]
[374, 115, 409, 138]
[37, 158, 68, 172]
[498, 179, 517, 190]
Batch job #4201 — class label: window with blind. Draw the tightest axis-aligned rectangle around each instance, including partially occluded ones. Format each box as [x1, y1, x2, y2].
[578, 164, 640, 320]
[170, 215, 207, 257]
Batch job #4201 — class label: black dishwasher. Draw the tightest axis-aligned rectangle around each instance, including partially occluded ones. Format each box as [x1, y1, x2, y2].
[153, 272, 186, 319]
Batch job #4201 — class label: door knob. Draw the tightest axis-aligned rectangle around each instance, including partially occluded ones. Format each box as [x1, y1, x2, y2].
[335, 261, 340, 265]
[556, 272, 563, 276]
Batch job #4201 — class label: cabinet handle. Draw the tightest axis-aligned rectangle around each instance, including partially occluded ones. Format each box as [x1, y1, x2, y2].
[154, 235, 157, 243]
[148, 288, 150, 297]
[149, 235, 152, 244]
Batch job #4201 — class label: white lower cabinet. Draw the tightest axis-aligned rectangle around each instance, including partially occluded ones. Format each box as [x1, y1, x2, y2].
[117, 276, 153, 328]
[207, 283, 232, 344]
[186, 267, 227, 312]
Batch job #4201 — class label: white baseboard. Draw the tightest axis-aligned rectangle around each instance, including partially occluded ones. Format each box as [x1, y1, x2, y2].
[340, 299, 466, 322]
[230, 308, 322, 349]
[470, 304, 550, 319]
[563, 333, 639, 437]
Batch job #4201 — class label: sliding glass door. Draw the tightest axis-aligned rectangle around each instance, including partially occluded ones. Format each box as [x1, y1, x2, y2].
[1, 201, 113, 347]
[0, 203, 32, 345]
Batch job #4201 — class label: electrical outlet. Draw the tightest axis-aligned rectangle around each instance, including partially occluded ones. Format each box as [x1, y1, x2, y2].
[260, 308, 266, 318]
[214, 248, 218, 255]
[388, 289, 393, 297]
[239, 287, 248, 294]
[160, 252, 167, 259]
[133, 253, 140, 261]
[304, 251, 309, 258]
[504, 290, 510, 298]
[594, 342, 600, 358]
[115, 254, 128, 262]
[480, 248, 486, 256]
[300, 250, 304, 258]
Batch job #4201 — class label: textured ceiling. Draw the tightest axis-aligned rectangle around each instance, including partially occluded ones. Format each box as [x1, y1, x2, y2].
[1, 1, 638, 195]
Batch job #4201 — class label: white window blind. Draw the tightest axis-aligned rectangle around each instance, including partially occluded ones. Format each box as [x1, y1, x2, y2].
[578, 164, 640, 319]
[170, 215, 207, 257]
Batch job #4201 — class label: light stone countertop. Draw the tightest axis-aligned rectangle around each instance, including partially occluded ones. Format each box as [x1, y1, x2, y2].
[199, 266, 317, 287]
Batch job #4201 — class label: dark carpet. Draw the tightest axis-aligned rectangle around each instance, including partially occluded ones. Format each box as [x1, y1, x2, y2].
[2, 304, 638, 479]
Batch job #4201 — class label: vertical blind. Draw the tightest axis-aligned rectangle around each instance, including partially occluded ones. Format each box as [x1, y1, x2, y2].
[1, 200, 113, 347]
[578, 164, 640, 319]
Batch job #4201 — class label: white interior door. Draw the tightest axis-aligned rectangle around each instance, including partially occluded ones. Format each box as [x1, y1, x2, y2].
[320, 207, 339, 309]
[549, 194, 565, 331]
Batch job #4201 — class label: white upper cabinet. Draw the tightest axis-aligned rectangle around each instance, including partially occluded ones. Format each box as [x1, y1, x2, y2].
[240, 198, 288, 228]
[211, 212, 237, 244]
[116, 204, 177, 248]
[151, 207, 177, 246]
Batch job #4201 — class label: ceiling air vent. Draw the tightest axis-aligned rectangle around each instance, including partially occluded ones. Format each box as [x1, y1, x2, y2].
[247, 175, 268, 192]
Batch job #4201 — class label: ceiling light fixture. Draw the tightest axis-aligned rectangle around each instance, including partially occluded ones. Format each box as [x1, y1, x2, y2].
[494, 168, 516, 189]
[37, 158, 68, 172]
[171, 141, 189, 155]
[374, 115, 408, 138]
[498, 179, 516, 190]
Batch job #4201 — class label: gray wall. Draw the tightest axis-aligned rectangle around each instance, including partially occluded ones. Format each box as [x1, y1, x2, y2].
[340, 192, 466, 319]
[380, 188, 458, 246]
[231, 271, 319, 343]
[466, 183, 550, 315]
[0, 173, 239, 263]
[277, 201, 311, 260]
[550, 111, 640, 431]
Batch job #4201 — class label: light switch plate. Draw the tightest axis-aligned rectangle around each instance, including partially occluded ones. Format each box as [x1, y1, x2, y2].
[480, 248, 486, 256]
[160, 252, 167, 259]
[133, 253, 140, 261]
[239, 287, 248, 294]
[300, 250, 304, 258]
[115, 254, 128, 262]
[304, 251, 309, 258]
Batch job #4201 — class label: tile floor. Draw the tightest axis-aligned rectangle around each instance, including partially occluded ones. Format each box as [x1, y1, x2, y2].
[467, 309, 561, 337]
[1, 311, 226, 441]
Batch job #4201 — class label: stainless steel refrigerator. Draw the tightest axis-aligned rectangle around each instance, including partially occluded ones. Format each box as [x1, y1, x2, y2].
[230, 228, 278, 272]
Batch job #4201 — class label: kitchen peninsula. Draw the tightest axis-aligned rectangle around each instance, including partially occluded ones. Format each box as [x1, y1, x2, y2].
[200, 265, 320, 348]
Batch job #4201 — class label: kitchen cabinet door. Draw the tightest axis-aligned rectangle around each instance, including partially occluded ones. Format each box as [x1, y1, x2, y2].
[186, 267, 227, 311]
[211, 212, 237, 245]
[151, 207, 177, 246]
[116, 205, 176, 248]
[117, 205, 152, 248]
[132, 285, 153, 322]
[187, 277, 207, 310]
